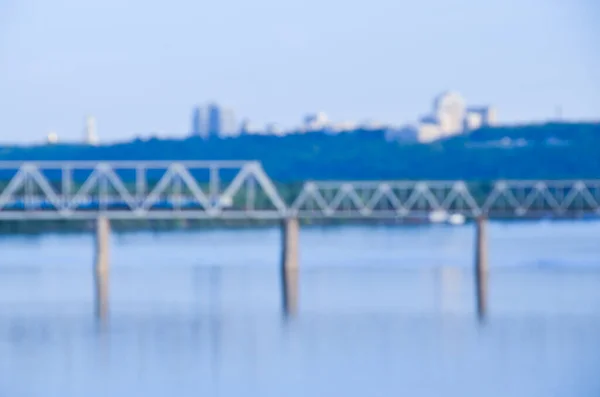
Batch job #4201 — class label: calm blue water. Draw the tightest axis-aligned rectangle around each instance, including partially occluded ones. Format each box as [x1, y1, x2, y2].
[1, 221, 600, 396]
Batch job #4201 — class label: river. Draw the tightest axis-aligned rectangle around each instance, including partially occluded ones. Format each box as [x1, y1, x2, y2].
[1, 221, 599, 396]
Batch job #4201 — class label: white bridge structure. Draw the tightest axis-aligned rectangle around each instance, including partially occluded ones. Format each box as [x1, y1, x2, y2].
[0, 160, 599, 220]
[2, 160, 599, 319]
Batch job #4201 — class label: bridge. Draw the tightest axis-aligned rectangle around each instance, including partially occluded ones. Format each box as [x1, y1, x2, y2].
[1, 160, 599, 220]
[1, 160, 599, 320]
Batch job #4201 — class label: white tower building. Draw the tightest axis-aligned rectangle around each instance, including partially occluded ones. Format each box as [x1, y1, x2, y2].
[433, 91, 466, 137]
[85, 116, 99, 145]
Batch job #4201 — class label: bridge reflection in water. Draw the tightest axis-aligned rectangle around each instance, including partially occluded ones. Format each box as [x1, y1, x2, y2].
[1, 160, 599, 322]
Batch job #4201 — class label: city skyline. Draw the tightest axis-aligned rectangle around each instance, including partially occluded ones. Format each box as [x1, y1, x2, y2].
[1, 0, 599, 143]
[37, 88, 594, 145]
[186, 91, 498, 141]
[47, 91, 491, 144]
[18, 88, 600, 145]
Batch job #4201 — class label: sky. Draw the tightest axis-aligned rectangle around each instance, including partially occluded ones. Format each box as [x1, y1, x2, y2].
[0, 0, 599, 143]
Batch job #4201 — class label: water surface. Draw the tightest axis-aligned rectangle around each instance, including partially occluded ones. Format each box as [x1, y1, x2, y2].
[1, 221, 599, 396]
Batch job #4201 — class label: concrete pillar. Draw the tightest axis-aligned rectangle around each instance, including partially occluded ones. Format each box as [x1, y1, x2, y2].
[281, 217, 299, 316]
[474, 216, 488, 320]
[95, 273, 109, 324]
[94, 216, 110, 322]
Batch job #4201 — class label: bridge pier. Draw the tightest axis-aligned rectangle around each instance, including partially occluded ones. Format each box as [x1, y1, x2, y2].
[281, 217, 299, 316]
[474, 216, 488, 320]
[94, 216, 110, 322]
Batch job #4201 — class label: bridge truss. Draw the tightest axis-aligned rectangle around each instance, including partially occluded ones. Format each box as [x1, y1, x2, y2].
[0, 161, 599, 220]
[290, 180, 600, 219]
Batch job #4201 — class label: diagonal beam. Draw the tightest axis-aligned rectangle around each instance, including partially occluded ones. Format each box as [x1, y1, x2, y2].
[101, 165, 137, 209]
[68, 168, 101, 209]
[26, 166, 61, 209]
[140, 166, 178, 209]
[0, 168, 27, 210]
[291, 182, 332, 214]
[172, 164, 211, 209]
[246, 163, 287, 213]
[218, 164, 254, 211]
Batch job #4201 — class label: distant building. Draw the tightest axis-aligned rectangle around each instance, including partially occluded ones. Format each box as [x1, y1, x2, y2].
[411, 115, 444, 143]
[220, 106, 238, 137]
[208, 103, 237, 138]
[433, 91, 466, 137]
[303, 112, 329, 131]
[484, 107, 497, 125]
[360, 119, 386, 131]
[240, 118, 251, 135]
[467, 106, 497, 127]
[330, 121, 358, 133]
[240, 118, 262, 135]
[417, 122, 442, 143]
[207, 103, 220, 136]
[191, 106, 209, 139]
[266, 123, 285, 136]
[464, 111, 483, 131]
[193, 103, 238, 138]
[85, 116, 99, 145]
[47, 131, 59, 144]
[419, 115, 438, 125]
[411, 92, 498, 142]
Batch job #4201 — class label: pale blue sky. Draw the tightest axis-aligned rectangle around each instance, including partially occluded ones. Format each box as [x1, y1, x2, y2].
[0, 0, 598, 143]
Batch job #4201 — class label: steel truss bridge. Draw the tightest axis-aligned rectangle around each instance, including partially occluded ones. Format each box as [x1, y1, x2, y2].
[0, 161, 599, 220]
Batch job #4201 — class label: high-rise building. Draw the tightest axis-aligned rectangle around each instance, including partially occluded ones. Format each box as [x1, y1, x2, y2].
[191, 106, 209, 139]
[433, 91, 466, 137]
[398, 91, 498, 144]
[192, 103, 238, 138]
[85, 116, 99, 145]
[220, 107, 238, 137]
[207, 103, 220, 136]
[205, 103, 237, 138]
